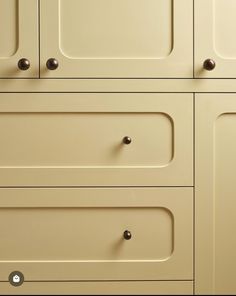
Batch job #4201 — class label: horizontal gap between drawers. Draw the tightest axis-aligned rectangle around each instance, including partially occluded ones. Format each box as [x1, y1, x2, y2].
[0, 186, 194, 189]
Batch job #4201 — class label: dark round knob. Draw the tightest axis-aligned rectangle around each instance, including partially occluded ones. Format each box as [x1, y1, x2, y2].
[46, 58, 59, 70]
[123, 136, 132, 145]
[18, 58, 30, 71]
[123, 230, 132, 240]
[203, 59, 216, 71]
[8, 271, 24, 287]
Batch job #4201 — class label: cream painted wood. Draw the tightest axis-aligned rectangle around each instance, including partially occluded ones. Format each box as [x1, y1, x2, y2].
[0, 0, 38, 78]
[196, 94, 236, 294]
[0, 188, 193, 281]
[40, 0, 193, 78]
[0, 281, 194, 295]
[195, 0, 236, 77]
[0, 93, 193, 186]
[2, 79, 236, 92]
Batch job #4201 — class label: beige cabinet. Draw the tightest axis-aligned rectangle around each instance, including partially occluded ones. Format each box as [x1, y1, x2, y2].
[6, 1, 236, 294]
[196, 94, 236, 294]
[0, 0, 38, 78]
[0, 187, 193, 281]
[0, 93, 193, 186]
[0, 281, 194, 295]
[40, 0, 193, 78]
[195, 0, 236, 77]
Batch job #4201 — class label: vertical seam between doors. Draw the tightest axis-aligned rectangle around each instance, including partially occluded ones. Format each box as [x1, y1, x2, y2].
[38, 0, 41, 78]
[193, 92, 196, 295]
[193, 0, 195, 78]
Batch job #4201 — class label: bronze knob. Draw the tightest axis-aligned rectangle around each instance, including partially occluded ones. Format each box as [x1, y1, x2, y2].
[123, 136, 132, 145]
[18, 58, 30, 70]
[46, 58, 59, 70]
[123, 230, 132, 240]
[203, 59, 216, 71]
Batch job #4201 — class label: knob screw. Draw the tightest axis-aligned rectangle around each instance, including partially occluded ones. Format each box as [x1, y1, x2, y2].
[123, 136, 132, 145]
[203, 59, 216, 71]
[46, 58, 59, 70]
[123, 230, 132, 240]
[18, 58, 30, 71]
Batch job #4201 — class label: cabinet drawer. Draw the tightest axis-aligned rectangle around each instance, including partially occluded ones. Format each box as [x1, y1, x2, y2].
[0, 281, 194, 295]
[0, 188, 193, 281]
[0, 93, 193, 186]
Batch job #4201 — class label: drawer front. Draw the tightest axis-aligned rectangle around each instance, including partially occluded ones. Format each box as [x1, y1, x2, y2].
[0, 93, 193, 186]
[0, 188, 193, 281]
[0, 281, 194, 295]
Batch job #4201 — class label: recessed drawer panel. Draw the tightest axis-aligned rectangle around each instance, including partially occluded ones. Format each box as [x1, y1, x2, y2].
[0, 187, 193, 281]
[0, 93, 193, 186]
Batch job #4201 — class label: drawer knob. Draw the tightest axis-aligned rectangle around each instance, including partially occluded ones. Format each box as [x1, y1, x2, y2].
[46, 58, 59, 70]
[203, 59, 216, 71]
[18, 58, 30, 70]
[123, 230, 132, 240]
[123, 136, 132, 145]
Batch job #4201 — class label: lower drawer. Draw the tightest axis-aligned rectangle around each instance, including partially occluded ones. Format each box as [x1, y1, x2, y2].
[0, 281, 194, 295]
[0, 188, 193, 282]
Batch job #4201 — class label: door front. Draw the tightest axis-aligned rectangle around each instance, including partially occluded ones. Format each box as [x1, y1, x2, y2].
[0, 0, 38, 78]
[196, 94, 236, 294]
[40, 0, 193, 78]
[195, 0, 236, 77]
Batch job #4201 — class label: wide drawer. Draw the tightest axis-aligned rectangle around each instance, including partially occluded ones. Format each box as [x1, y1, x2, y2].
[0, 93, 193, 186]
[0, 281, 194, 295]
[0, 188, 193, 281]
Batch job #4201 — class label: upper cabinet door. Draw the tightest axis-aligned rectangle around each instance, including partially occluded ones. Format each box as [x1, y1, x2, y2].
[40, 0, 193, 78]
[0, 0, 38, 78]
[195, 0, 236, 78]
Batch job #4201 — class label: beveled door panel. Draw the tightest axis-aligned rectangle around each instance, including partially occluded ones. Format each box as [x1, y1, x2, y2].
[0, 187, 193, 281]
[196, 94, 236, 294]
[195, 0, 236, 77]
[0, 93, 193, 186]
[0, 0, 38, 78]
[40, 0, 193, 78]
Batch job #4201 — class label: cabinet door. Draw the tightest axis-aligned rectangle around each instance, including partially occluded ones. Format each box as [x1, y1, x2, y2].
[40, 0, 193, 78]
[196, 94, 236, 294]
[0, 0, 38, 78]
[0, 188, 193, 282]
[0, 93, 193, 186]
[195, 0, 236, 77]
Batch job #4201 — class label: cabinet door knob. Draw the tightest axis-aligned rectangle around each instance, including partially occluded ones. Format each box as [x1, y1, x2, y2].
[203, 59, 216, 71]
[123, 230, 132, 240]
[18, 58, 30, 70]
[46, 58, 59, 70]
[123, 136, 132, 145]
